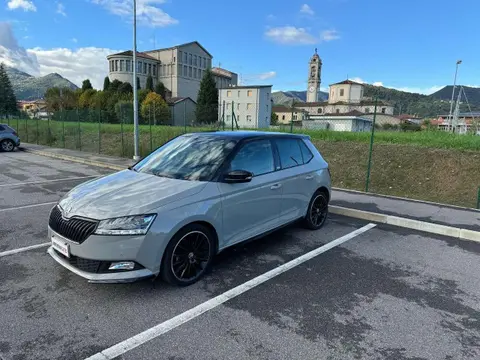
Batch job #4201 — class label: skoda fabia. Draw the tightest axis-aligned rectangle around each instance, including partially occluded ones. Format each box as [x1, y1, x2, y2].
[48, 131, 331, 286]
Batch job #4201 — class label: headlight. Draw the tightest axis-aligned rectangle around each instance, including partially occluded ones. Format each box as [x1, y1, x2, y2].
[95, 214, 156, 235]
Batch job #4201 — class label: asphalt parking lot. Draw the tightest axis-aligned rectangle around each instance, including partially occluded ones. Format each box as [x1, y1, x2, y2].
[1, 151, 480, 360]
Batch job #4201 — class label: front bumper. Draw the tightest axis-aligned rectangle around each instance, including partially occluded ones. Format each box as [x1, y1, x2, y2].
[48, 246, 155, 283]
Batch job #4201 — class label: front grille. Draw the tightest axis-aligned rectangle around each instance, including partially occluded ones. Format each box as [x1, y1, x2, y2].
[49, 206, 98, 244]
[53, 249, 143, 274]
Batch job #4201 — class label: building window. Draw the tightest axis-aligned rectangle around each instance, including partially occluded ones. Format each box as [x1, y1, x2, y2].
[382, 107, 386, 114]
[226, 115, 231, 122]
[167, 65, 170, 76]
[194, 68, 197, 78]
[121, 60, 126, 71]
[336, 109, 340, 114]
[227, 90, 232, 97]
[365, 108, 370, 113]
[189, 66, 192, 77]
[318, 108, 322, 114]
[178, 51, 182, 63]
[293, 114, 297, 120]
[153, 65, 156, 76]
[184, 65, 187, 77]
[184, 52, 188, 64]
[144, 63, 147, 74]
[199, 70, 203, 79]
[194, 55, 197, 66]
[115, 60, 119, 71]
[148, 64, 152, 75]
[247, 90, 253, 97]
[282, 115, 285, 120]
[247, 115, 252, 122]
[247, 103, 252, 110]
[237, 103, 240, 110]
[340, 89, 344, 96]
[173, 56, 176, 63]
[227, 103, 231, 110]
[189, 54, 192, 65]
[126, 60, 131, 72]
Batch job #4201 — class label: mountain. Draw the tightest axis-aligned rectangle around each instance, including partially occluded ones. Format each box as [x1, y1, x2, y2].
[272, 90, 328, 105]
[5, 66, 78, 100]
[429, 85, 480, 105]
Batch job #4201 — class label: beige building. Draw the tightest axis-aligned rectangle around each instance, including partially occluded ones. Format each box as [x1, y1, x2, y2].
[107, 41, 238, 101]
[168, 97, 197, 127]
[298, 79, 395, 116]
[219, 85, 273, 129]
[272, 105, 308, 124]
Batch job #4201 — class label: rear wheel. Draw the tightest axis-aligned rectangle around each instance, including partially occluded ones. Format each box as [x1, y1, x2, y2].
[304, 190, 329, 230]
[161, 224, 215, 286]
[1, 139, 15, 152]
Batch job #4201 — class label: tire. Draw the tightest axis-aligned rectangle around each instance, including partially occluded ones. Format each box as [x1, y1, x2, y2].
[161, 223, 216, 286]
[0, 139, 15, 152]
[304, 190, 329, 230]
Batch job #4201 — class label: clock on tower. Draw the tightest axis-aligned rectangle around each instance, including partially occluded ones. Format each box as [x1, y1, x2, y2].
[307, 48, 322, 103]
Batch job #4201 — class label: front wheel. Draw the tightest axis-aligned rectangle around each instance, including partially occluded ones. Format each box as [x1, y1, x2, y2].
[1, 139, 15, 152]
[304, 190, 329, 230]
[161, 224, 215, 286]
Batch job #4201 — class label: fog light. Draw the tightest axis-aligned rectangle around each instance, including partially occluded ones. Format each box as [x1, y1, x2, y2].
[109, 261, 135, 271]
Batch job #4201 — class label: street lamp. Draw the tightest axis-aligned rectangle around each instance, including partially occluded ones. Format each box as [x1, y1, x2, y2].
[132, 0, 140, 160]
[448, 59, 462, 132]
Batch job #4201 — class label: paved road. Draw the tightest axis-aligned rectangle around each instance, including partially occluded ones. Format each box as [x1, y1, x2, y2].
[1, 151, 479, 360]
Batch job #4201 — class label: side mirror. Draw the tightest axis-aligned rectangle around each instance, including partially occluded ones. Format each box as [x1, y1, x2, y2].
[223, 170, 253, 184]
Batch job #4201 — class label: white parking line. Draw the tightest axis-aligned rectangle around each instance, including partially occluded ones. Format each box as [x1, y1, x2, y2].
[0, 175, 98, 188]
[85, 223, 376, 360]
[0, 201, 57, 213]
[0, 243, 50, 258]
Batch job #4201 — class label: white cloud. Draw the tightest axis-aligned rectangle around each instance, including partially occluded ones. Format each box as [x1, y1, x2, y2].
[345, 77, 445, 95]
[321, 29, 340, 42]
[372, 81, 383, 87]
[265, 26, 317, 45]
[0, 22, 40, 75]
[266, 14, 276, 21]
[300, 4, 314, 16]
[258, 71, 276, 80]
[56, 2, 66, 16]
[27, 47, 119, 89]
[91, 0, 178, 27]
[7, 0, 36, 12]
[71, 38, 78, 43]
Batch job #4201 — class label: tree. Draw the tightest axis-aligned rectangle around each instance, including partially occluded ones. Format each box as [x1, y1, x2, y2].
[78, 89, 97, 109]
[0, 63, 18, 116]
[270, 110, 279, 125]
[109, 79, 123, 92]
[103, 77, 111, 91]
[154, 81, 166, 100]
[195, 69, 218, 124]
[118, 82, 133, 94]
[138, 89, 150, 107]
[141, 92, 170, 125]
[82, 79, 93, 91]
[146, 75, 154, 91]
[45, 87, 61, 112]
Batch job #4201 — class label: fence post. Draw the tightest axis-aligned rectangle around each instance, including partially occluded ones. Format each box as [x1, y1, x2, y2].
[290, 100, 295, 133]
[121, 106, 125, 157]
[222, 101, 225, 131]
[98, 109, 101, 154]
[36, 117, 39, 144]
[477, 187, 480, 209]
[62, 111, 65, 148]
[184, 100, 187, 132]
[77, 109, 81, 151]
[47, 117, 50, 145]
[16, 117, 19, 133]
[231, 101, 234, 131]
[365, 97, 378, 193]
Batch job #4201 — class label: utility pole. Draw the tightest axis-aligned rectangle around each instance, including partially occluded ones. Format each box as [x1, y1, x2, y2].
[132, 0, 140, 160]
[448, 60, 462, 132]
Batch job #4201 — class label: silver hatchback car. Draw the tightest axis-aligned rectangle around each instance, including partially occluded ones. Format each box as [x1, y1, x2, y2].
[0, 124, 21, 152]
[48, 131, 331, 285]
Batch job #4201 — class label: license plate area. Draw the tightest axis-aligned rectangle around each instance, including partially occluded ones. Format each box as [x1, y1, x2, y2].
[52, 234, 70, 258]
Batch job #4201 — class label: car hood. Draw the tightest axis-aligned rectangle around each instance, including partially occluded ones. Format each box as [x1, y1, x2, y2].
[58, 170, 207, 219]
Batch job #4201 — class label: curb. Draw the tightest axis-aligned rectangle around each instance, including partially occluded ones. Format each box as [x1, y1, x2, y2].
[21, 148, 127, 172]
[329, 205, 480, 243]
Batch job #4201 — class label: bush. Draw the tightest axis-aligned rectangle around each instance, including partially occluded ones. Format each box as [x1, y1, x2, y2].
[141, 92, 170, 125]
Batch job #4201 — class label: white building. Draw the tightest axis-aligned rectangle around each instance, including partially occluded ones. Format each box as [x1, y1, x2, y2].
[304, 115, 373, 132]
[219, 85, 273, 129]
[107, 41, 238, 101]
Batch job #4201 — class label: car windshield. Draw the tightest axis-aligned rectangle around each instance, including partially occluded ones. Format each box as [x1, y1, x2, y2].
[133, 135, 237, 181]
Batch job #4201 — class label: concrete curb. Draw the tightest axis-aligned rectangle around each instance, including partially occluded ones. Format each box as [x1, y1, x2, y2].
[21, 148, 127, 172]
[330, 205, 480, 243]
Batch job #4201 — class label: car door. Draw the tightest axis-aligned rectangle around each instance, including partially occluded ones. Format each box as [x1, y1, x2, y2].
[274, 138, 318, 222]
[217, 139, 283, 247]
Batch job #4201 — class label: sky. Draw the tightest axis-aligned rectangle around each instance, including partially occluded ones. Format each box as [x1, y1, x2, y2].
[0, 0, 479, 93]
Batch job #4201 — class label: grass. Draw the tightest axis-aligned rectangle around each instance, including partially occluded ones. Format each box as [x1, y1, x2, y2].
[4, 118, 480, 208]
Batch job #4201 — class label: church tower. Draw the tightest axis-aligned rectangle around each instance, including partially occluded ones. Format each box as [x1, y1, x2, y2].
[307, 48, 322, 103]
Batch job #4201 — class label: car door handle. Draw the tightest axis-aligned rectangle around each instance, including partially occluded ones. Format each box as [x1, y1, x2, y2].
[270, 184, 282, 190]
[305, 175, 314, 180]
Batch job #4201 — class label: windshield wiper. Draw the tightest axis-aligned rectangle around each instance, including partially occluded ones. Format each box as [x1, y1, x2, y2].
[152, 171, 176, 179]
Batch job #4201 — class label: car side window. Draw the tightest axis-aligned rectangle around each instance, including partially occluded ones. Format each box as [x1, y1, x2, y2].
[276, 138, 303, 169]
[229, 140, 274, 176]
[299, 140, 314, 164]
[0, 125, 5, 131]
